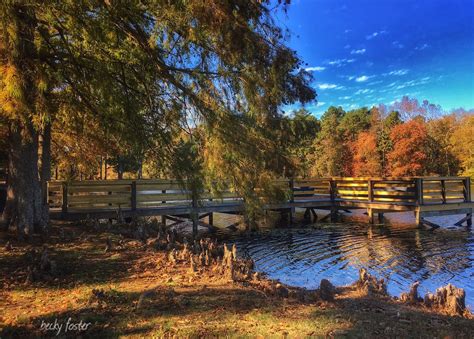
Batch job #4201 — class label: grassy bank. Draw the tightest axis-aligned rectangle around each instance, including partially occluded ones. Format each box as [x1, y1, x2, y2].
[1, 223, 473, 338]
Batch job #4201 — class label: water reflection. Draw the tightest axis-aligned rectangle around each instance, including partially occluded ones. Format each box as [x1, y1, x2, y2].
[233, 222, 474, 310]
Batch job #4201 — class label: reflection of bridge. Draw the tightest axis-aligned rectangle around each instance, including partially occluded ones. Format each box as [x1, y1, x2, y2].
[46, 177, 473, 230]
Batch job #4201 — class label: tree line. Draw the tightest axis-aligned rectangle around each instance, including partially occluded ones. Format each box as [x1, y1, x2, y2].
[294, 98, 473, 179]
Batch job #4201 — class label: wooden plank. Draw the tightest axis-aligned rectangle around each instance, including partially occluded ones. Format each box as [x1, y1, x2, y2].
[68, 205, 132, 212]
[336, 183, 368, 188]
[373, 190, 416, 197]
[68, 185, 131, 193]
[68, 195, 131, 204]
[137, 193, 190, 202]
[373, 183, 415, 188]
[338, 195, 369, 200]
[337, 189, 368, 195]
[374, 197, 416, 203]
[293, 190, 329, 196]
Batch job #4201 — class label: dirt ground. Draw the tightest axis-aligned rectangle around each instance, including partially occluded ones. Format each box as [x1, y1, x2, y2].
[0, 222, 473, 338]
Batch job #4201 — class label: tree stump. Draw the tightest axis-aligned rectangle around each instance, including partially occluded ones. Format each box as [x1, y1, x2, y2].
[319, 278, 336, 301]
[424, 284, 466, 316]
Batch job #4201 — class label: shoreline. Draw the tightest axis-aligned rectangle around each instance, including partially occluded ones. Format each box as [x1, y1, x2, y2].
[1, 222, 473, 337]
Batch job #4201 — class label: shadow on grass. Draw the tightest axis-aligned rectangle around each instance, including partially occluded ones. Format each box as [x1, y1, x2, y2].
[318, 294, 474, 338]
[3, 284, 474, 338]
[0, 230, 140, 290]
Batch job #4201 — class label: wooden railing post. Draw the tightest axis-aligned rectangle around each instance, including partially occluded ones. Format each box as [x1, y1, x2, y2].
[368, 179, 373, 202]
[329, 179, 336, 202]
[464, 177, 471, 202]
[61, 182, 68, 215]
[289, 178, 294, 203]
[289, 178, 295, 225]
[131, 181, 137, 211]
[441, 179, 446, 204]
[415, 178, 423, 205]
[191, 190, 198, 238]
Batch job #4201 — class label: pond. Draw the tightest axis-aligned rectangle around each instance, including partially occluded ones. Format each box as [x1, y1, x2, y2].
[232, 213, 474, 310]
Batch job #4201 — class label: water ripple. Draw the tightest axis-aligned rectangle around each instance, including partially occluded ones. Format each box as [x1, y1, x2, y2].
[231, 223, 474, 310]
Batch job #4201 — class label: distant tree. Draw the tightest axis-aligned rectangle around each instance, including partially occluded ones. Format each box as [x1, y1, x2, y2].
[353, 130, 381, 176]
[388, 120, 429, 176]
[339, 107, 371, 140]
[310, 106, 346, 177]
[281, 108, 320, 177]
[450, 115, 474, 177]
[385, 111, 403, 127]
[390, 96, 443, 121]
[425, 115, 460, 176]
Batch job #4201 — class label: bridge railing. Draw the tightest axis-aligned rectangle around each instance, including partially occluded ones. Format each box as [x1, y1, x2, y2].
[47, 176, 471, 215]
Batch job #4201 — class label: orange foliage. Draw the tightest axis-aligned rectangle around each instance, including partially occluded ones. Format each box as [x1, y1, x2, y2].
[353, 131, 381, 176]
[388, 120, 428, 176]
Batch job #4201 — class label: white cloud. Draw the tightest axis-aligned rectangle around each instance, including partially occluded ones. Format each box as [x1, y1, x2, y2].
[395, 77, 431, 90]
[350, 48, 366, 55]
[318, 83, 337, 90]
[344, 44, 351, 49]
[305, 66, 326, 72]
[317, 102, 326, 106]
[355, 88, 374, 95]
[366, 30, 387, 40]
[389, 69, 409, 76]
[355, 75, 370, 82]
[368, 80, 383, 86]
[327, 58, 356, 67]
[339, 96, 351, 100]
[318, 83, 344, 90]
[415, 43, 429, 50]
[392, 41, 404, 49]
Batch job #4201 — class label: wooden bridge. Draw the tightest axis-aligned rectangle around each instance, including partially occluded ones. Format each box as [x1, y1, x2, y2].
[47, 176, 473, 230]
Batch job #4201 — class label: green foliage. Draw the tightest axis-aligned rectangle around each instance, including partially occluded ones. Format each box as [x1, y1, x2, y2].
[339, 107, 371, 140]
[310, 106, 347, 177]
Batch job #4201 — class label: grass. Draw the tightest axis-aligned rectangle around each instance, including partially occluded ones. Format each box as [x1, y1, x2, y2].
[0, 223, 473, 338]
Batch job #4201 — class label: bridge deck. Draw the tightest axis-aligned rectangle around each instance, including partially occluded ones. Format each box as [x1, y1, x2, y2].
[47, 177, 473, 228]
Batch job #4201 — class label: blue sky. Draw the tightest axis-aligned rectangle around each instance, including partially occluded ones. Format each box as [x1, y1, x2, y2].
[278, 0, 474, 116]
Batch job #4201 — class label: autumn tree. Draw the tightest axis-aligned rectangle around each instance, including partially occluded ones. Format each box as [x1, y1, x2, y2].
[425, 115, 460, 176]
[353, 131, 381, 176]
[388, 120, 429, 176]
[450, 114, 474, 177]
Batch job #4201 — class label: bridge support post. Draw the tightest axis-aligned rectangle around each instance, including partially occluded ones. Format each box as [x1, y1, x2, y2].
[289, 178, 295, 226]
[330, 207, 338, 222]
[161, 215, 166, 227]
[368, 208, 375, 224]
[378, 212, 384, 224]
[208, 212, 213, 226]
[415, 210, 423, 228]
[191, 192, 198, 238]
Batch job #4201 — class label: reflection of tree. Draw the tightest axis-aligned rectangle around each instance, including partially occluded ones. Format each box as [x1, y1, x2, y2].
[336, 225, 471, 280]
[238, 225, 472, 285]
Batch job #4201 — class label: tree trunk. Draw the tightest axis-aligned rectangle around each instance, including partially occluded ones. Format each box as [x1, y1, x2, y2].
[1, 4, 48, 238]
[3, 122, 46, 238]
